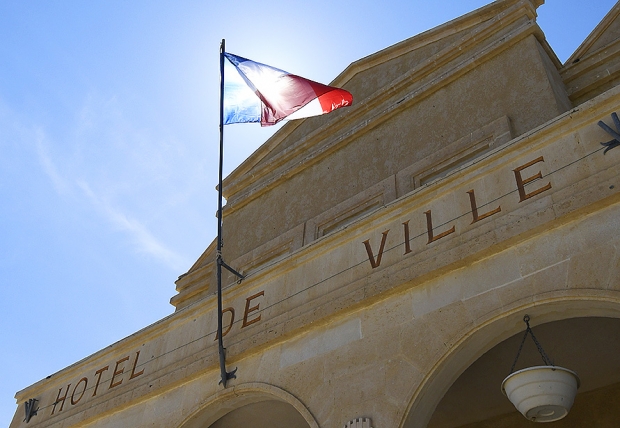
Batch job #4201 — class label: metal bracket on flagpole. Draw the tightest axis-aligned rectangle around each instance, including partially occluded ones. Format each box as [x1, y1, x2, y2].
[599, 112, 620, 154]
[220, 258, 244, 283]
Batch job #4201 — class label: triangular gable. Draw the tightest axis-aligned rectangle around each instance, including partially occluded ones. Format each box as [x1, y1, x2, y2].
[174, 0, 564, 309]
[221, 0, 547, 206]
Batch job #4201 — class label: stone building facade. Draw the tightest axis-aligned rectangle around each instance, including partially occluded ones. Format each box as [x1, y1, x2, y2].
[11, 0, 620, 426]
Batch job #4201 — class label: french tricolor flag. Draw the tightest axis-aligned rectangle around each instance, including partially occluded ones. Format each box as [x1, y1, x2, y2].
[223, 52, 353, 126]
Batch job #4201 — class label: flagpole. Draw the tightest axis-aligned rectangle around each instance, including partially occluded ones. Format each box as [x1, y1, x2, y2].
[217, 38, 237, 387]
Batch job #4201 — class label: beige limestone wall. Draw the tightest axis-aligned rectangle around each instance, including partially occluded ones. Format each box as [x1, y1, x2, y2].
[220, 31, 571, 266]
[13, 79, 620, 427]
[37, 200, 620, 428]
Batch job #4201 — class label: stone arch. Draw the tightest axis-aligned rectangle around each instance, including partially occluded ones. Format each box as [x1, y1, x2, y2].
[178, 382, 319, 428]
[399, 292, 620, 428]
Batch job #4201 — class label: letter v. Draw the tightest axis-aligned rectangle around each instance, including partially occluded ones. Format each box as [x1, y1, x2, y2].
[362, 230, 390, 269]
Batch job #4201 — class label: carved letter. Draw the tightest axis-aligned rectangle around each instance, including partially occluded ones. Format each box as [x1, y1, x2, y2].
[513, 156, 552, 202]
[129, 351, 145, 380]
[242, 291, 264, 328]
[425, 210, 455, 244]
[71, 377, 88, 405]
[52, 384, 71, 414]
[467, 189, 501, 223]
[109, 356, 129, 389]
[92, 366, 109, 397]
[362, 230, 390, 268]
[403, 221, 412, 255]
[215, 307, 235, 339]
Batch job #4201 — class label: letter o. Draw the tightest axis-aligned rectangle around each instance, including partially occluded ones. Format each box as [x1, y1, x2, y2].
[71, 377, 88, 405]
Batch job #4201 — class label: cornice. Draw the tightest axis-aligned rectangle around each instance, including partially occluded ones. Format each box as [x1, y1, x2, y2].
[565, 1, 620, 66]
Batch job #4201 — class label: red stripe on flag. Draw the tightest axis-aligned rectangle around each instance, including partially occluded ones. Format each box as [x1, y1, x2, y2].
[317, 88, 353, 113]
[304, 79, 352, 113]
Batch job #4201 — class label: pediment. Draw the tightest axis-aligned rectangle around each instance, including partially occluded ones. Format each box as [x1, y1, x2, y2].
[221, 0, 545, 206]
[173, 0, 569, 310]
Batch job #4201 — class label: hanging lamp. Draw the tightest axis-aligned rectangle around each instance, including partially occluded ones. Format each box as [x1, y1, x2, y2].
[501, 315, 580, 423]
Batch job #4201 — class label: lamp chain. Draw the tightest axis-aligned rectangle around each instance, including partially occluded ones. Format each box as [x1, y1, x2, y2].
[509, 315, 554, 373]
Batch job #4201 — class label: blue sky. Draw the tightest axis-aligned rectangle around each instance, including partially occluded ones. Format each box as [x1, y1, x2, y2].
[1, 0, 617, 424]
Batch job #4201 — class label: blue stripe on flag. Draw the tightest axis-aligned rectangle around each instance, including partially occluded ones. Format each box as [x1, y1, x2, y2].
[223, 57, 260, 124]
